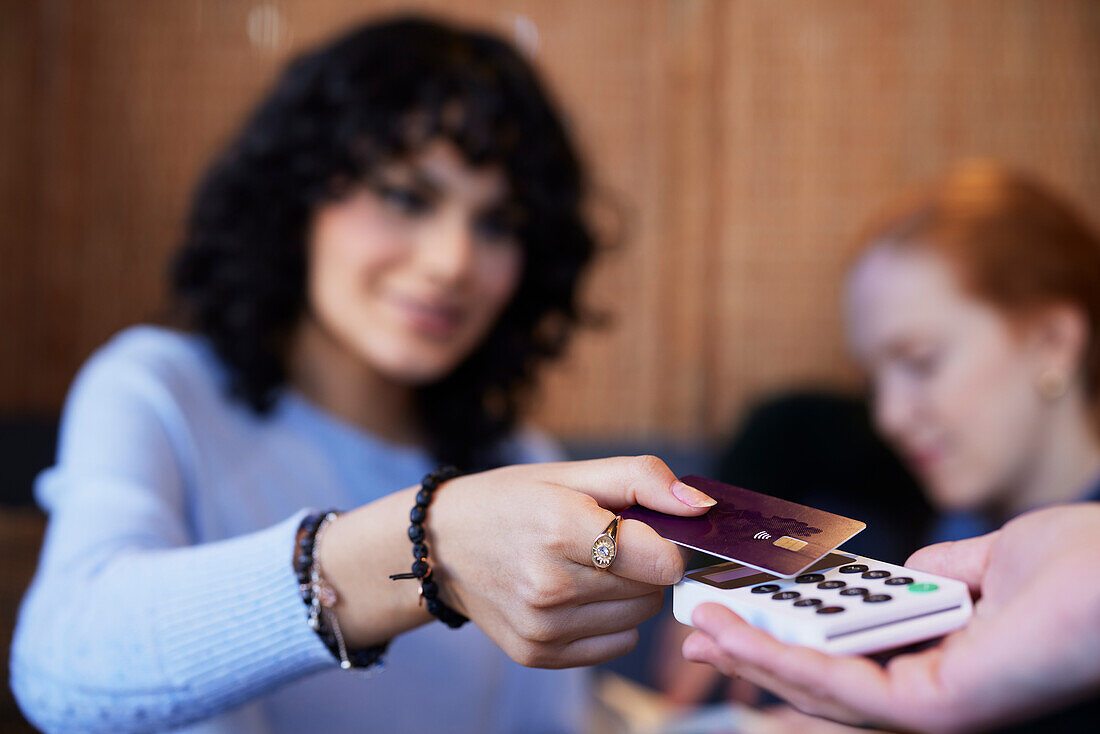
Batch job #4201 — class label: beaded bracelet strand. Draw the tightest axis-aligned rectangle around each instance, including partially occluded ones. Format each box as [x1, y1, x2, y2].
[293, 510, 388, 670]
[389, 465, 469, 629]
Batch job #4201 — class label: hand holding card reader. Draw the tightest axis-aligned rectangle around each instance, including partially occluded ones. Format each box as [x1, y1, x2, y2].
[623, 476, 972, 655]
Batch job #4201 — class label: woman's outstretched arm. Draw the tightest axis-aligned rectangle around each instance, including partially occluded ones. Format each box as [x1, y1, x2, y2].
[11, 348, 713, 733]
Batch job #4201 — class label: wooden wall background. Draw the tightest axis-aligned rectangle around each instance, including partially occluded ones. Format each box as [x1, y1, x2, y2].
[2, 0, 1099, 441]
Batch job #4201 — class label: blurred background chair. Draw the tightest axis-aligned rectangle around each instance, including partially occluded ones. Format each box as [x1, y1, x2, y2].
[0, 417, 53, 733]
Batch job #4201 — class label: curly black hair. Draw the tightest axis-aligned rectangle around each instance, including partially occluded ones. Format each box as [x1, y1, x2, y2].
[172, 16, 597, 470]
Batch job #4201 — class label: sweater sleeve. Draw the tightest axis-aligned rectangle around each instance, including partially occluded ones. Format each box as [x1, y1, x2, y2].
[8, 348, 335, 733]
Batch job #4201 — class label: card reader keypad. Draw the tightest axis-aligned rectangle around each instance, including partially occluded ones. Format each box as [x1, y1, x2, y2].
[750, 562, 931, 614]
[677, 551, 973, 655]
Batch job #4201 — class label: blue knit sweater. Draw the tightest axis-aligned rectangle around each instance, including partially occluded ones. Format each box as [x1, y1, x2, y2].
[9, 326, 586, 733]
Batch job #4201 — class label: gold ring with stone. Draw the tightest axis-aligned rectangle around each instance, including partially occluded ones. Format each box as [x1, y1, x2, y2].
[591, 515, 622, 570]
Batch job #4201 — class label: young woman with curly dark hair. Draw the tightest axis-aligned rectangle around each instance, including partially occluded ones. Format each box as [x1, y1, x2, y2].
[10, 17, 715, 734]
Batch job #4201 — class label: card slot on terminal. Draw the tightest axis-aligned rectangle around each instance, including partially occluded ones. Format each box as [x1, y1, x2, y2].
[687, 552, 856, 590]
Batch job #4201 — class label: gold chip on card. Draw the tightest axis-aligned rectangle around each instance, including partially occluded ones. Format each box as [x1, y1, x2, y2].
[773, 536, 808, 552]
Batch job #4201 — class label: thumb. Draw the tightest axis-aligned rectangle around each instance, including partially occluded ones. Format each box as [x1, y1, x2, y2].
[905, 529, 999, 594]
[538, 455, 717, 516]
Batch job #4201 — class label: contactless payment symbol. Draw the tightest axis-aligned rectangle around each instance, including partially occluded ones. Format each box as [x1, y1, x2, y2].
[753, 531, 772, 540]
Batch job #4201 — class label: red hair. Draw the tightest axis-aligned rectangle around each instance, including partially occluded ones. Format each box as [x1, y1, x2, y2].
[854, 160, 1100, 406]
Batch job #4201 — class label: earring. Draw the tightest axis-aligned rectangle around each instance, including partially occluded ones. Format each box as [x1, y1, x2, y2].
[1037, 369, 1069, 401]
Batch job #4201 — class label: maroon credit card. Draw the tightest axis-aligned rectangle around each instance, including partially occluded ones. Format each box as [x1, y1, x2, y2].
[621, 475, 866, 577]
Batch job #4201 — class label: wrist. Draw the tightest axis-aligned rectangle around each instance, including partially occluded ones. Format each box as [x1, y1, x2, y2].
[293, 511, 388, 669]
[317, 488, 433, 647]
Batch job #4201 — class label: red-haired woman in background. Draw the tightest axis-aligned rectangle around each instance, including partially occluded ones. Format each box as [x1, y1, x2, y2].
[846, 161, 1100, 541]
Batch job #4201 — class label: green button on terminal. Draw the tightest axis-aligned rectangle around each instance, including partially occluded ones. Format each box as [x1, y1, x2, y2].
[908, 583, 939, 593]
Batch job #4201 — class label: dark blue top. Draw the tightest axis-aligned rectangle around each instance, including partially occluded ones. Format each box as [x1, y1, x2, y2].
[926, 474, 1100, 544]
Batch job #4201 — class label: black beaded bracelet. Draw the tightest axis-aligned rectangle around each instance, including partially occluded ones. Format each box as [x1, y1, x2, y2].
[389, 466, 469, 629]
[294, 510, 389, 670]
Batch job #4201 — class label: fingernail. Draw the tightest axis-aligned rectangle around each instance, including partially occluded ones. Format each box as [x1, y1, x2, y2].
[672, 480, 717, 508]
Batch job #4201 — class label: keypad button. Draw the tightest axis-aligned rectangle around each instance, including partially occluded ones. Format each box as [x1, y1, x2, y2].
[862, 570, 891, 579]
[794, 598, 823, 607]
[864, 594, 892, 603]
[839, 587, 870, 597]
[908, 583, 939, 593]
[839, 564, 869, 574]
[795, 573, 825, 584]
[816, 606, 845, 614]
[817, 580, 846, 590]
[885, 577, 914, 586]
[772, 591, 800, 600]
[751, 584, 781, 594]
